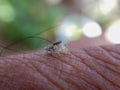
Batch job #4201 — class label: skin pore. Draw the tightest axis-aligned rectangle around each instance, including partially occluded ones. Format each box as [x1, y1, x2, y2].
[0, 44, 120, 90]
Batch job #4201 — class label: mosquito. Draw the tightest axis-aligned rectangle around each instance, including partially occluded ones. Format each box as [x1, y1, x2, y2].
[0, 25, 69, 56]
[44, 40, 69, 54]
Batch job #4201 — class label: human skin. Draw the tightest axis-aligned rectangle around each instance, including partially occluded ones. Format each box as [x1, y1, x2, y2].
[0, 44, 120, 90]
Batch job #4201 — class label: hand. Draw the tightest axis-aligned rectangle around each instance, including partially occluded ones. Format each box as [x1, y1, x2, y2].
[0, 44, 120, 90]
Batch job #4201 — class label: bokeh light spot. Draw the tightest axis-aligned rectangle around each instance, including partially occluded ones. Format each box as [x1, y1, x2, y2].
[0, 4, 15, 22]
[56, 22, 82, 42]
[99, 0, 117, 15]
[46, 0, 62, 5]
[82, 22, 102, 38]
[106, 20, 120, 44]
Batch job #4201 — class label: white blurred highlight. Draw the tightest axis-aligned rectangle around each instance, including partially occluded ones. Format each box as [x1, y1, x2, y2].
[63, 24, 78, 37]
[46, 0, 62, 4]
[99, 0, 117, 15]
[82, 22, 102, 38]
[56, 22, 82, 43]
[106, 20, 120, 44]
[0, 4, 15, 22]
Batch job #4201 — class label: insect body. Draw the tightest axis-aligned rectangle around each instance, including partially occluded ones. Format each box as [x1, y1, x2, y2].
[44, 41, 69, 54]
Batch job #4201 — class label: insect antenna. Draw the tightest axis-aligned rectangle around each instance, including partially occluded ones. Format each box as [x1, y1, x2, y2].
[0, 24, 60, 56]
[0, 43, 20, 55]
[0, 36, 53, 56]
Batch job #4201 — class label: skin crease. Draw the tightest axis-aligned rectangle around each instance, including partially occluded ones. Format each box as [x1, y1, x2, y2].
[0, 44, 120, 90]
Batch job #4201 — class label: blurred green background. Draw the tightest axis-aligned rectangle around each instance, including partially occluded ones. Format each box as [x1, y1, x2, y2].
[0, 0, 64, 51]
[0, 0, 120, 55]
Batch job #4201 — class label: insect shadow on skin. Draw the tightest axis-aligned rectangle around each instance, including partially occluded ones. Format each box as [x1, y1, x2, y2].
[0, 25, 69, 56]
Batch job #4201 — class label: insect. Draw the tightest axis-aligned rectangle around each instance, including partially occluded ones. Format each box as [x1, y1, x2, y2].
[0, 25, 69, 56]
[44, 40, 69, 54]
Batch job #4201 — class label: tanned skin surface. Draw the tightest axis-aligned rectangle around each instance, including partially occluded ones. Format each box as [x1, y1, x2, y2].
[0, 44, 120, 90]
